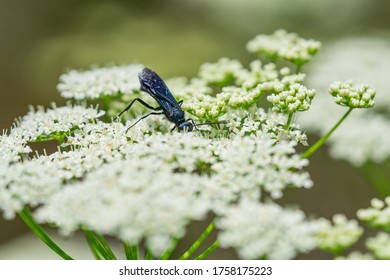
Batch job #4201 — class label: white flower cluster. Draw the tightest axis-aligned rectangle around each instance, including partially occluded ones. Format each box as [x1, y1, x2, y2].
[329, 80, 375, 109]
[316, 214, 363, 254]
[176, 63, 282, 118]
[181, 94, 227, 120]
[220, 108, 309, 145]
[267, 83, 315, 113]
[217, 199, 319, 259]
[0, 134, 32, 165]
[301, 37, 390, 166]
[35, 159, 209, 257]
[0, 156, 66, 219]
[247, 29, 321, 66]
[357, 197, 390, 231]
[166, 77, 212, 101]
[236, 60, 280, 89]
[57, 64, 144, 99]
[212, 133, 311, 200]
[0, 121, 128, 219]
[366, 232, 390, 259]
[10, 103, 104, 142]
[182, 73, 314, 120]
[1, 112, 313, 255]
[1, 30, 331, 258]
[199, 58, 244, 86]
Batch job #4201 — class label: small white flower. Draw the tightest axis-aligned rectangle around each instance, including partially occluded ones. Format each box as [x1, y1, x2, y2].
[0, 134, 31, 165]
[10, 104, 104, 141]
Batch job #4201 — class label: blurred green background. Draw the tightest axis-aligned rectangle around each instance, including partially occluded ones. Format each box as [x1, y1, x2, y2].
[0, 0, 389, 259]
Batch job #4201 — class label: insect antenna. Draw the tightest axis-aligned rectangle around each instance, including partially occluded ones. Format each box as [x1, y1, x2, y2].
[193, 120, 227, 129]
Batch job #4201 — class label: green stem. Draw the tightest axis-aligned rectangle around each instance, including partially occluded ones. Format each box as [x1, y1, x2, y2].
[296, 64, 302, 74]
[85, 233, 104, 260]
[18, 206, 73, 260]
[160, 237, 180, 260]
[195, 240, 219, 260]
[179, 220, 216, 260]
[83, 229, 116, 260]
[145, 248, 153, 260]
[284, 112, 294, 130]
[302, 107, 353, 159]
[123, 242, 139, 260]
[94, 232, 117, 260]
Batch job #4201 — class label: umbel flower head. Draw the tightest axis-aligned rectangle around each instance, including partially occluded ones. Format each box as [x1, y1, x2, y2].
[329, 80, 376, 109]
[299, 37, 383, 167]
[316, 214, 363, 255]
[57, 64, 144, 99]
[267, 82, 316, 113]
[217, 199, 320, 259]
[247, 29, 321, 67]
[357, 197, 390, 232]
[1, 30, 353, 260]
[366, 232, 390, 259]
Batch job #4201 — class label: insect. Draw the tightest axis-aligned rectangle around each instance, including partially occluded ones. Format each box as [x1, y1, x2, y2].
[117, 67, 224, 132]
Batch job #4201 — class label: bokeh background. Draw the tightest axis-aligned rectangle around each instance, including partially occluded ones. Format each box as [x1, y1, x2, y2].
[0, 0, 389, 259]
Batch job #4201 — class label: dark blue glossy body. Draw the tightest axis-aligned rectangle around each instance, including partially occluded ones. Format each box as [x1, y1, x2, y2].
[117, 67, 194, 131]
[138, 68, 192, 131]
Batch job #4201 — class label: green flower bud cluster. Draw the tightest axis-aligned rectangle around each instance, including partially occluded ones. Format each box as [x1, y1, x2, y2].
[329, 80, 376, 109]
[266, 83, 316, 113]
[357, 197, 390, 232]
[316, 214, 363, 255]
[366, 233, 390, 259]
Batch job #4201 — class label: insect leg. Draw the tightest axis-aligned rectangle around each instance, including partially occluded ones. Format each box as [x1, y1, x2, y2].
[186, 118, 199, 131]
[126, 111, 164, 132]
[116, 98, 161, 119]
[170, 125, 176, 132]
[178, 100, 184, 106]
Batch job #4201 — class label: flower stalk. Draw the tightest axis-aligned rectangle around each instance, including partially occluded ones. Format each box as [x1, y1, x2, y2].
[302, 107, 353, 159]
[179, 220, 216, 260]
[18, 207, 73, 260]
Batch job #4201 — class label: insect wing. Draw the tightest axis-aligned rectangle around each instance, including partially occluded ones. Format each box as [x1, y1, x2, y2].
[138, 68, 180, 112]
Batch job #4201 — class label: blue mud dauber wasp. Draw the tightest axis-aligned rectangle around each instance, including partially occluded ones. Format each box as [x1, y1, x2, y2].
[117, 67, 224, 132]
